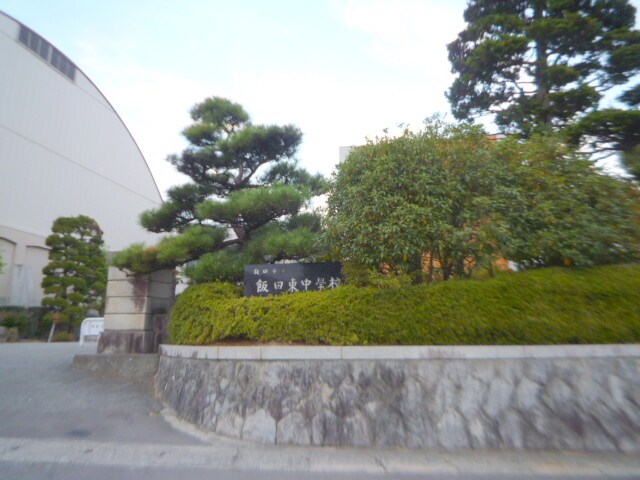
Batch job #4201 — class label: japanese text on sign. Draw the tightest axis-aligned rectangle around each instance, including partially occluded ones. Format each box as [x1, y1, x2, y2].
[243, 262, 343, 297]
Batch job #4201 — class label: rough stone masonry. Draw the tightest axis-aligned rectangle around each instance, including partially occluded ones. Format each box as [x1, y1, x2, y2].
[155, 354, 640, 451]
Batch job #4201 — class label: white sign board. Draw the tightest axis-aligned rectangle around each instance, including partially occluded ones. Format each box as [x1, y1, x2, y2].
[79, 317, 104, 345]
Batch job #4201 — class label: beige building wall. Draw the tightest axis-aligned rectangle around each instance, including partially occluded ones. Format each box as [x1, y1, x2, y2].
[338, 146, 355, 163]
[0, 12, 163, 306]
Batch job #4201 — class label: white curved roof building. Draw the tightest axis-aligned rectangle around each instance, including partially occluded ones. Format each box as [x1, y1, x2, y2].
[0, 11, 162, 306]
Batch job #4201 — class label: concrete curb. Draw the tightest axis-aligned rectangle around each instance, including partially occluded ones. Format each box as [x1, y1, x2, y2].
[160, 406, 640, 476]
[4, 409, 633, 478]
[160, 343, 640, 361]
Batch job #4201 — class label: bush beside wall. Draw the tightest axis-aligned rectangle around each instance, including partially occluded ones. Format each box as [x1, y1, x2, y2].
[0, 307, 44, 339]
[170, 264, 640, 346]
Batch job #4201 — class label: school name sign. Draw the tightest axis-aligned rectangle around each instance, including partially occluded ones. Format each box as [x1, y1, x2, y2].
[243, 262, 343, 297]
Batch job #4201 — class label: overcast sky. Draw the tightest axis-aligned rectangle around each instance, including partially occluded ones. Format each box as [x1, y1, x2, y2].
[1, 0, 635, 196]
[1, 0, 474, 196]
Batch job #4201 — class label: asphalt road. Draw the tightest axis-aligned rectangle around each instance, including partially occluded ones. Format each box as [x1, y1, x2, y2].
[0, 342, 197, 444]
[0, 342, 638, 479]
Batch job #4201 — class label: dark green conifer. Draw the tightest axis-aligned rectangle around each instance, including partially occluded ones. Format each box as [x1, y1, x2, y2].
[114, 97, 326, 282]
[447, 0, 640, 174]
[41, 215, 107, 340]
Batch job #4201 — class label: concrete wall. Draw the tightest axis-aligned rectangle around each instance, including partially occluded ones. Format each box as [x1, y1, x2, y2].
[155, 344, 640, 452]
[0, 226, 49, 306]
[98, 267, 175, 354]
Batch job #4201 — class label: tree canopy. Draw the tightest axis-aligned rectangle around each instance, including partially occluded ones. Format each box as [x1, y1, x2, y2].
[447, 0, 640, 170]
[326, 119, 640, 282]
[493, 135, 640, 267]
[113, 97, 327, 282]
[326, 120, 506, 282]
[41, 215, 107, 337]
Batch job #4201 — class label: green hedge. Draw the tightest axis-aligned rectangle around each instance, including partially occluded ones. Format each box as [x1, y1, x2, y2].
[0, 307, 44, 339]
[170, 264, 640, 345]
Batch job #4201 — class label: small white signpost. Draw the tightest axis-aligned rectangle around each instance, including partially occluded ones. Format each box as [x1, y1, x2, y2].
[79, 317, 104, 345]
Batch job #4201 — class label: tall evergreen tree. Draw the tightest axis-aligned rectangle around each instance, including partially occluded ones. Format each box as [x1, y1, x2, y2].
[41, 216, 107, 340]
[113, 97, 326, 282]
[447, 0, 640, 169]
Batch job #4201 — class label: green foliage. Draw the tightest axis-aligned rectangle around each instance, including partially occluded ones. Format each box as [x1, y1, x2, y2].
[112, 243, 162, 274]
[326, 122, 640, 276]
[186, 249, 250, 284]
[52, 331, 75, 342]
[1, 315, 29, 337]
[326, 119, 508, 280]
[115, 97, 326, 282]
[341, 262, 413, 289]
[567, 109, 640, 178]
[41, 216, 107, 332]
[170, 264, 640, 346]
[196, 184, 310, 228]
[493, 135, 640, 267]
[113, 226, 229, 274]
[6, 327, 19, 343]
[0, 307, 43, 339]
[622, 144, 640, 181]
[570, 109, 640, 152]
[447, 0, 640, 164]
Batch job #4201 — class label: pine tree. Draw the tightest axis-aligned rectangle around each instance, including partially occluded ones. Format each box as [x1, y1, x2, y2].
[113, 97, 327, 282]
[41, 215, 107, 340]
[447, 0, 639, 169]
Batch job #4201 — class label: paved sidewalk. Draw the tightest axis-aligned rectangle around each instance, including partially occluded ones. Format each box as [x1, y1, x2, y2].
[0, 343, 198, 444]
[1, 342, 638, 479]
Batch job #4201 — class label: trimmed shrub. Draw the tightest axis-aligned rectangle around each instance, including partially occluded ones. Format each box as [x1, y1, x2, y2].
[341, 261, 413, 289]
[52, 331, 76, 342]
[170, 264, 640, 346]
[0, 307, 43, 338]
[6, 327, 19, 342]
[1, 315, 29, 338]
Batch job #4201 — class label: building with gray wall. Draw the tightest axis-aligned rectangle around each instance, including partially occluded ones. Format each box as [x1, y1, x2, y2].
[0, 11, 162, 306]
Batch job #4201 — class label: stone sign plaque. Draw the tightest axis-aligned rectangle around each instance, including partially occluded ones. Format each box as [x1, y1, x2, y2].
[243, 262, 343, 297]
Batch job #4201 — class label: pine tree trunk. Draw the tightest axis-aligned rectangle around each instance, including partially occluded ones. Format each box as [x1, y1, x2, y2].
[533, 5, 551, 129]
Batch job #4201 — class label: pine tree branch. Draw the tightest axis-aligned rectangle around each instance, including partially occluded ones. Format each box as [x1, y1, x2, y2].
[589, 150, 618, 161]
[221, 238, 243, 248]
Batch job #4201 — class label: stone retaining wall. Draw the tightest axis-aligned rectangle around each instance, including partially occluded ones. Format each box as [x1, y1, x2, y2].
[155, 345, 640, 452]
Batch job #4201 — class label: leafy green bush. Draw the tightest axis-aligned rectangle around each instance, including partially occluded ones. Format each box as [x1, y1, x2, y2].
[6, 327, 18, 342]
[0, 307, 43, 339]
[326, 124, 640, 279]
[170, 264, 640, 346]
[52, 331, 76, 342]
[341, 262, 413, 289]
[1, 315, 29, 337]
